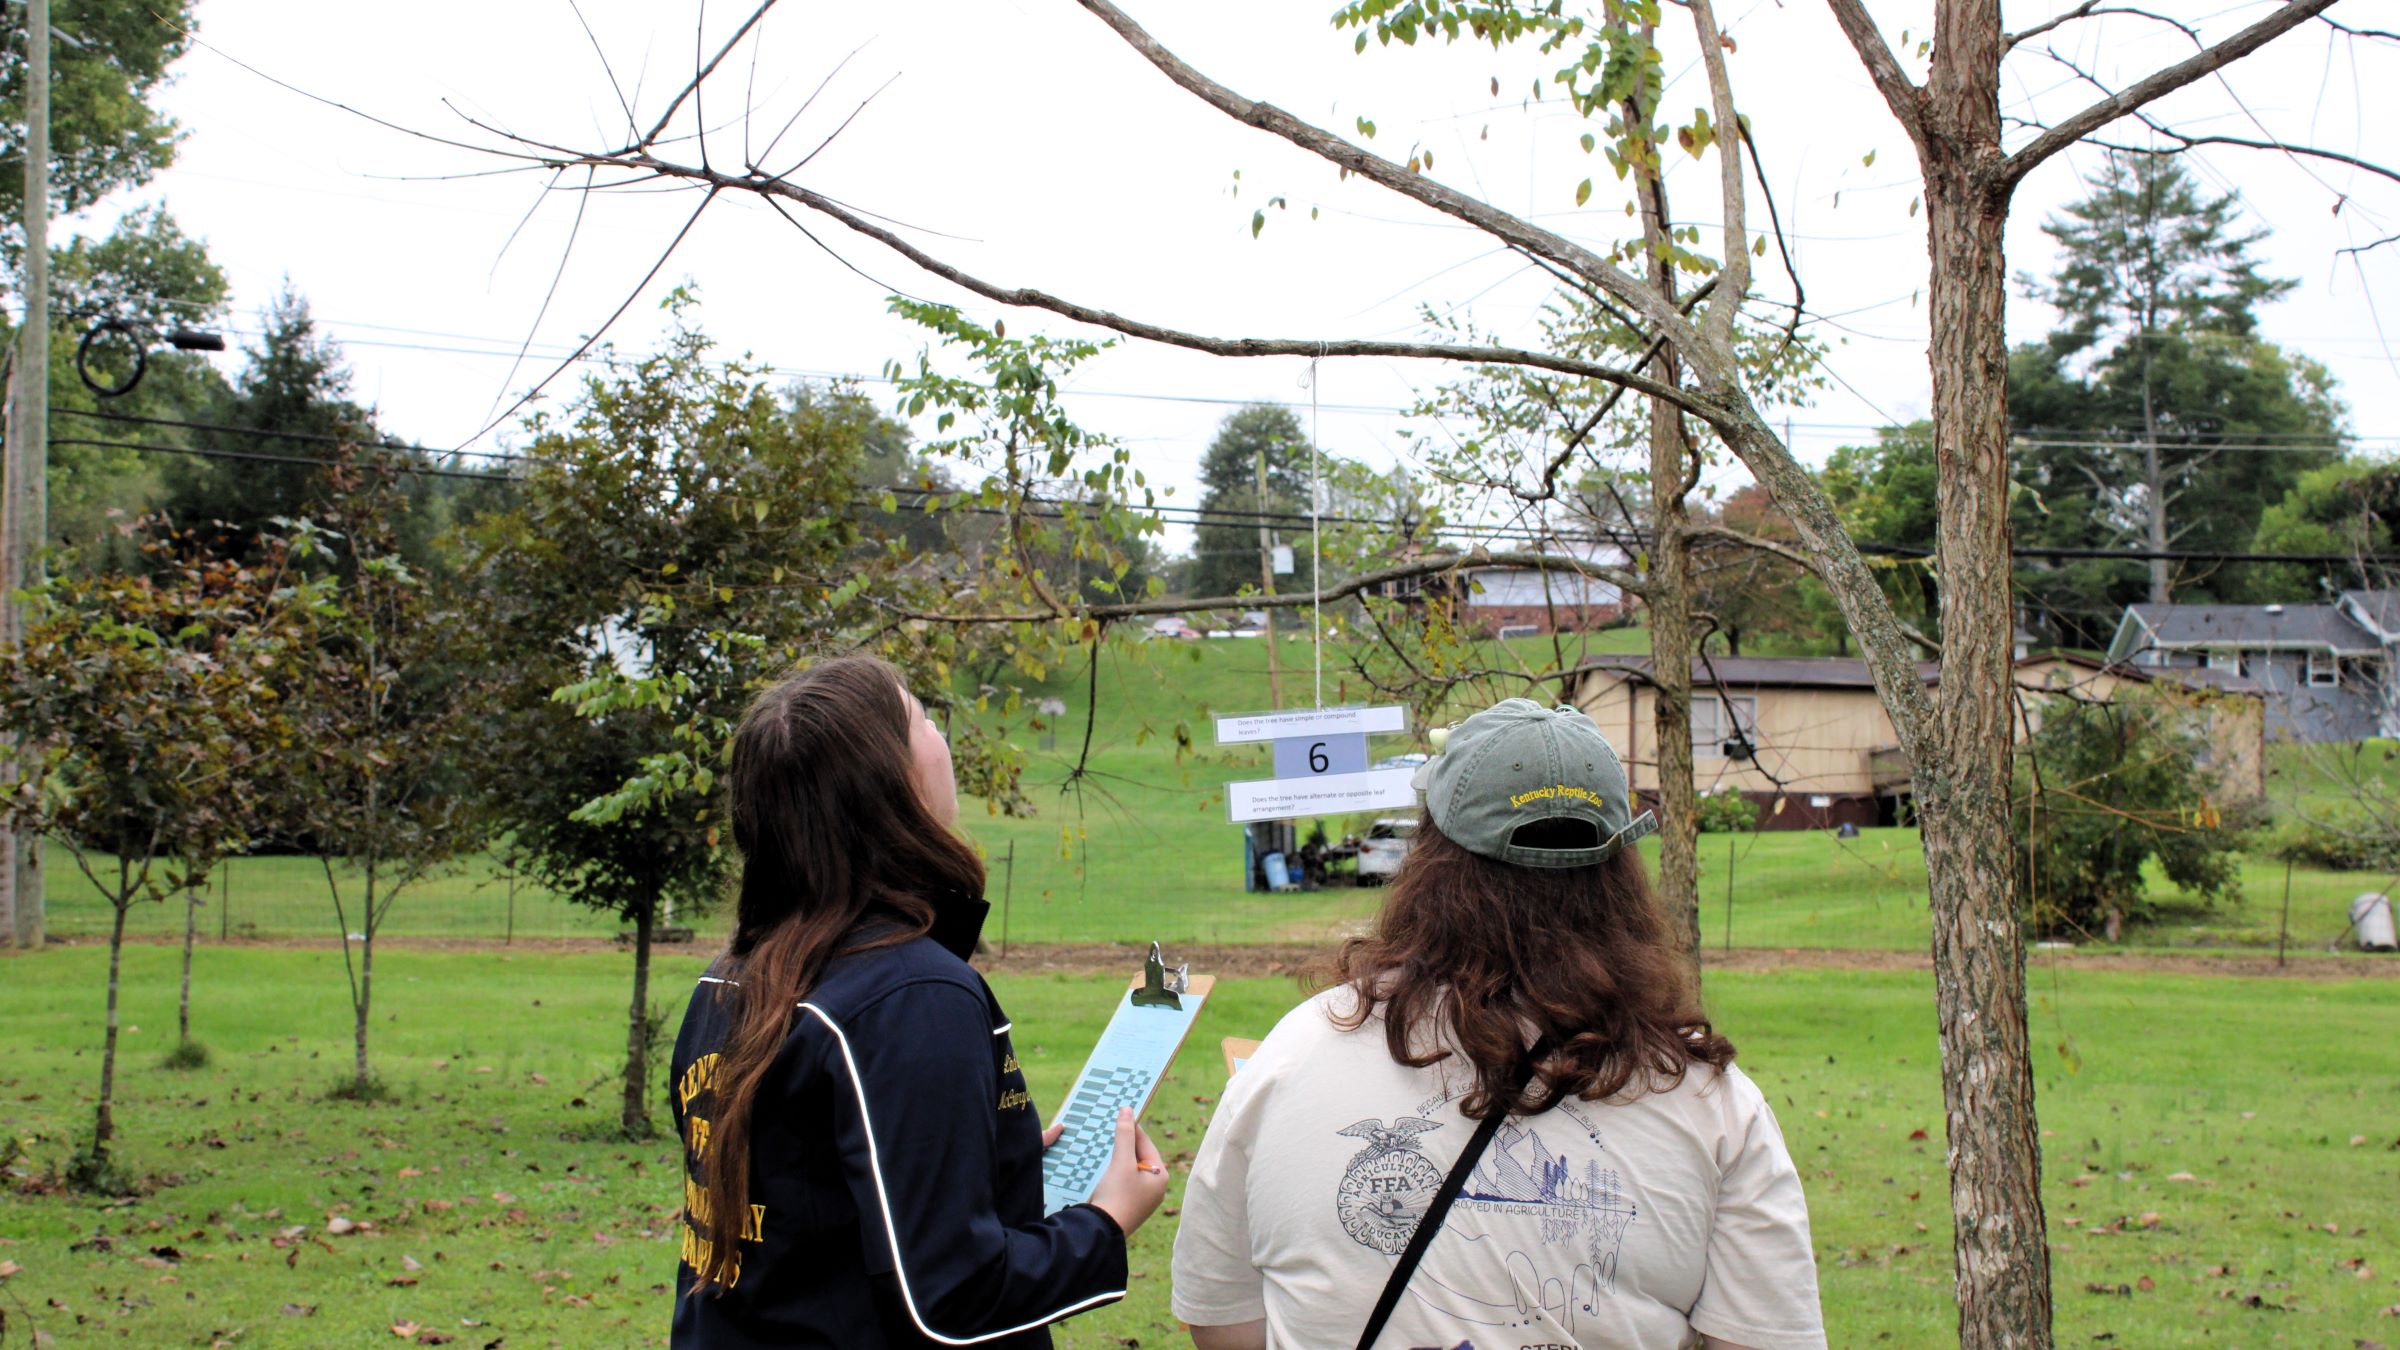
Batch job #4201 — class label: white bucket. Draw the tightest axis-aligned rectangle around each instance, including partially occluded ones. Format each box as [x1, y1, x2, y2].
[2350, 893, 2397, 952]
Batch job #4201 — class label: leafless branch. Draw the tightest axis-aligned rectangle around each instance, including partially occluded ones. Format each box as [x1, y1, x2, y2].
[1688, 0, 1750, 348]
[1823, 0, 1927, 152]
[633, 0, 781, 152]
[1068, 0, 1691, 345]
[567, 155, 1712, 416]
[2000, 0, 2343, 188]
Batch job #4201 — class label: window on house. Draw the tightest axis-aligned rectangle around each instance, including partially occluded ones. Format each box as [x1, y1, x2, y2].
[1691, 694, 1759, 758]
[2207, 650, 2242, 675]
[2307, 651, 2339, 687]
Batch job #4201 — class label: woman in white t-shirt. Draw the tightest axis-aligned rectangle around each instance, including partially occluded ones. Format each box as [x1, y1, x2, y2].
[1172, 699, 1826, 1350]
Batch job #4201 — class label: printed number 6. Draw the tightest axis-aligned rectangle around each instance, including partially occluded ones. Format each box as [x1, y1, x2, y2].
[1308, 741, 1329, 773]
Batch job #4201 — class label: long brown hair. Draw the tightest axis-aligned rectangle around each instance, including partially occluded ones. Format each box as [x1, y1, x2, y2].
[692, 655, 985, 1291]
[1332, 815, 1732, 1120]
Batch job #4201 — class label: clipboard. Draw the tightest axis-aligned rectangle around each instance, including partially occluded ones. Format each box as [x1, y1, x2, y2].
[1039, 945, 1212, 1214]
[1221, 1037, 1262, 1077]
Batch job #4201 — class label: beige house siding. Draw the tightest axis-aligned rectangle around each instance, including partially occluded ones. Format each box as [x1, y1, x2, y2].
[2011, 658, 2266, 802]
[1575, 656, 2267, 822]
[1581, 679, 1894, 799]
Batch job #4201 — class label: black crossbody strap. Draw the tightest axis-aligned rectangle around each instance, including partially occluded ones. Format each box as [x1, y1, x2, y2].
[1354, 1037, 1553, 1350]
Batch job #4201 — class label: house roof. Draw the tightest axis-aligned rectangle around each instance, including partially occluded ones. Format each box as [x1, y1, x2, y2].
[2021, 650, 2266, 697]
[2339, 589, 2400, 640]
[2121, 602, 2381, 655]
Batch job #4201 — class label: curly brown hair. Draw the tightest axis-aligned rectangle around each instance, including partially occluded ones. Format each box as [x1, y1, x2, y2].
[1331, 814, 1733, 1120]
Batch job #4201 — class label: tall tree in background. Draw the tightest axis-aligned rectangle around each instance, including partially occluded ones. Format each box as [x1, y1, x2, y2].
[162, 287, 380, 561]
[42, 206, 234, 566]
[1189, 404, 1313, 602]
[2012, 154, 2346, 624]
[0, 0, 194, 281]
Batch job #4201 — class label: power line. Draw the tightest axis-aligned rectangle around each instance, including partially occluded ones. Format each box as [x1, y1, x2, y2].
[53, 406, 528, 462]
[141, 319, 2400, 448]
[54, 435, 2400, 569]
[49, 437, 514, 482]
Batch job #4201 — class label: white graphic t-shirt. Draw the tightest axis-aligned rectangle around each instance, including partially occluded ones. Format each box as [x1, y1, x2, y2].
[1171, 989, 1826, 1350]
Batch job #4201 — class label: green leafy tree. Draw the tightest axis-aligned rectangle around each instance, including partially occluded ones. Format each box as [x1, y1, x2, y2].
[481, 302, 880, 1137]
[2245, 460, 2400, 600]
[2012, 687, 2244, 941]
[1189, 405, 1314, 602]
[161, 287, 380, 557]
[0, 0, 195, 281]
[39, 206, 234, 567]
[2012, 154, 2347, 616]
[0, 522, 299, 1183]
[1821, 423, 1942, 640]
[275, 466, 493, 1100]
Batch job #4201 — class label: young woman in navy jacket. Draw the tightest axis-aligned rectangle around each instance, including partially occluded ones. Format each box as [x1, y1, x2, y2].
[670, 656, 1168, 1348]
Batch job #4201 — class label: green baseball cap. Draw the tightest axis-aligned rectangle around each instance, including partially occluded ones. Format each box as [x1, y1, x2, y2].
[1410, 697, 1658, 869]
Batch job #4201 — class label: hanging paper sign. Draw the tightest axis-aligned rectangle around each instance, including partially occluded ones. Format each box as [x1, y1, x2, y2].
[1226, 767, 1418, 823]
[1273, 732, 1367, 779]
[1271, 544, 1295, 575]
[1213, 706, 1407, 745]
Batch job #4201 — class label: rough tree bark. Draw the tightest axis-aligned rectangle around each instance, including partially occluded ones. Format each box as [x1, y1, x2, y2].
[1920, 82, 2054, 1350]
[1630, 117, 1702, 959]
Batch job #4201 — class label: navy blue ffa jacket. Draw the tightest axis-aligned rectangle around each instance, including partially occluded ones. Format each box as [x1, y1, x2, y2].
[668, 899, 1127, 1348]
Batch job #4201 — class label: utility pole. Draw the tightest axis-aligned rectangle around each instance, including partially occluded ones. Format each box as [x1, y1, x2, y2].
[1253, 449, 1282, 709]
[2, 0, 50, 949]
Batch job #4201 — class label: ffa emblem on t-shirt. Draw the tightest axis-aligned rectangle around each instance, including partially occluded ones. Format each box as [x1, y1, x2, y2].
[1334, 1117, 1444, 1255]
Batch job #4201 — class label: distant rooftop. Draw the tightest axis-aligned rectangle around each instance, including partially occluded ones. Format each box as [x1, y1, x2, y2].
[2120, 602, 2380, 654]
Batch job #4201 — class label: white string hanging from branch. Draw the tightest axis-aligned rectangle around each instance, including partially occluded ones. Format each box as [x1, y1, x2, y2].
[1305, 348, 1326, 709]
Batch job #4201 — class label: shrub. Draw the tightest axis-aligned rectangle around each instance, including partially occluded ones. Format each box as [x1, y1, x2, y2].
[161, 1040, 210, 1071]
[2013, 690, 2249, 939]
[2264, 814, 2400, 872]
[1696, 789, 1759, 834]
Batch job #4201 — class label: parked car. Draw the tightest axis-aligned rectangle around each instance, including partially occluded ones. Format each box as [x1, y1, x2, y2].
[1146, 617, 1200, 640]
[1355, 817, 1417, 883]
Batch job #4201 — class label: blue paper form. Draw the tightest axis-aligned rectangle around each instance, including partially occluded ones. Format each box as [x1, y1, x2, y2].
[1039, 980, 1209, 1214]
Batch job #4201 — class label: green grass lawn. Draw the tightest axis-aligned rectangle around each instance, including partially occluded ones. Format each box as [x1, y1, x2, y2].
[2, 946, 2394, 1347]
[32, 637, 2400, 955]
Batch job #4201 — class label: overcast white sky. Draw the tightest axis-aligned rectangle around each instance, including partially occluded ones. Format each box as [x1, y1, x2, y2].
[72, 0, 2400, 550]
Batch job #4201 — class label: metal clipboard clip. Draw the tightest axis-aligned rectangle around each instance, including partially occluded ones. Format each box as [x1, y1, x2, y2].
[1131, 940, 1189, 1010]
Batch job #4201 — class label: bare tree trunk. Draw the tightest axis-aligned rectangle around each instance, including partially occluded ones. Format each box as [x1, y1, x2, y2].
[179, 880, 198, 1044]
[1922, 68, 2055, 1349]
[2141, 340, 2169, 604]
[1630, 74, 1701, 962]
[1647, 388, 1700, 958]
[621, 892, 657, 1138]
[1254, 450, 1283, 709]
[95, 896, 129, 1157]
[353, 860, 376, 1093]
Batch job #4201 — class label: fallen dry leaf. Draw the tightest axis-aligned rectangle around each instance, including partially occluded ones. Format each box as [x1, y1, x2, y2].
[391, 1322, 422, 1339]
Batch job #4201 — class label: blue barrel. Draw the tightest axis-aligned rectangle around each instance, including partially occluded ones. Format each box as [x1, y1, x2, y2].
[1262, 851, 1291, 890]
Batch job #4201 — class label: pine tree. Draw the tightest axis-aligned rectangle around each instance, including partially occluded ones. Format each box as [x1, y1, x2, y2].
[2011, 154, 2344, 616]
[1188, 404, 1313, 601]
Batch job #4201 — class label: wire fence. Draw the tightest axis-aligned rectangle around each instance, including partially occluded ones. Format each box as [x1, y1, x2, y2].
[34, 825, 2390, 962]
